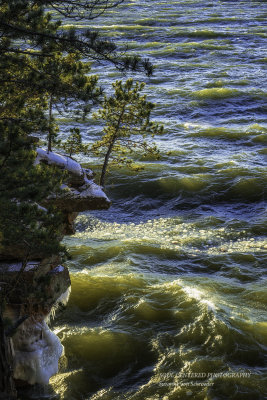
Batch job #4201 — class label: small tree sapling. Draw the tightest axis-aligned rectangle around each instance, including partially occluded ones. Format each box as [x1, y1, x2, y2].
[92, 79, 163, 186]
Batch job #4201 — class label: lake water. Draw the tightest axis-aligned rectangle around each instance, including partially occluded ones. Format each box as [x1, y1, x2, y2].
[50, 1, 267, 399]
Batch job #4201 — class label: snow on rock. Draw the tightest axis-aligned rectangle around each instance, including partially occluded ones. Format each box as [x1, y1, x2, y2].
[13, 321, 63, 385]
[51, 265, 65, 274]
[71, 179, 109, 201]
[35, 148, 110, 211]
[50, 180, 110, 211]
[35, 148, 83, 176]
[55, 286, 71, 307]
[12, 285, 71, 385]
[2, 261, 40, 273]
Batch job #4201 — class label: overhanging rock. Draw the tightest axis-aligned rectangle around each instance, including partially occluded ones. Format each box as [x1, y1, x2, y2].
[36, 148, 111, 212]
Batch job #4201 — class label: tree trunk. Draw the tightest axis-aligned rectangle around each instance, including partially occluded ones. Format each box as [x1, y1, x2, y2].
[0, 314, 17, 400]
[100, 105, 126, 187]
[47, 95, 53, 152]
[99, 136, 116, 187]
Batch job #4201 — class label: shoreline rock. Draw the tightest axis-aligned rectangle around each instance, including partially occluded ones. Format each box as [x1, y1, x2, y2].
[0, 150, 110, 388]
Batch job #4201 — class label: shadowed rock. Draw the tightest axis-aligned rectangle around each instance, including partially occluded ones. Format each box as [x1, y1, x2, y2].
[0, 150, 110, 388]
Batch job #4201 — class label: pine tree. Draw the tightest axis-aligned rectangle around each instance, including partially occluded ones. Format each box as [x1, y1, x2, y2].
[0, 120, 65, 258]
[0, 0, 154, 255]
[0, 1, 153, 76]
[38, 52, 101, 151]
[92, 79, 163, 186]
[60, 128, 89, 158]
[0, 1, 157, 395]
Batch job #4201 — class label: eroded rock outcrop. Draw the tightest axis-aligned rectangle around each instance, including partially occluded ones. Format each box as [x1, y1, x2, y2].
[0, 149, 110, 389]
[36, 148, 110, 213]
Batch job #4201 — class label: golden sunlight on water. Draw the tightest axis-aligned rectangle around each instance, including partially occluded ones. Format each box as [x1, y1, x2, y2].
[50, 209, 267, 399]
[48, 0, 267, 398]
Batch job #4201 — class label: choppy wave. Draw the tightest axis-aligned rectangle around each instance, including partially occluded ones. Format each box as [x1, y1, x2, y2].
[51, 0, 267, 399]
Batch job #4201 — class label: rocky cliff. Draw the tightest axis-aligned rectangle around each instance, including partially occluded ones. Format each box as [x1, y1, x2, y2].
[0, 149, 110, 392]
